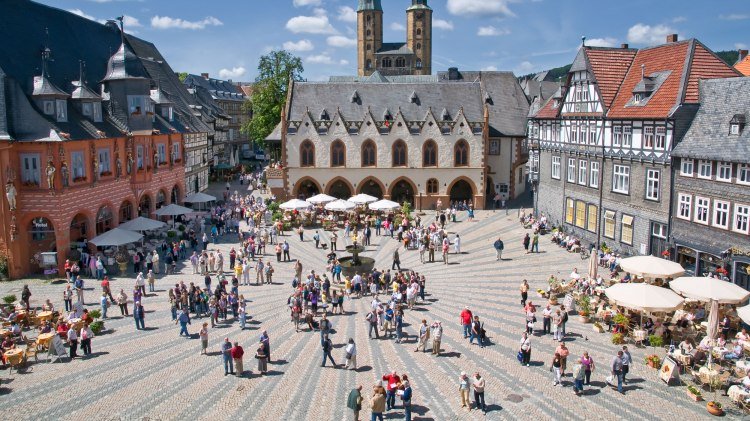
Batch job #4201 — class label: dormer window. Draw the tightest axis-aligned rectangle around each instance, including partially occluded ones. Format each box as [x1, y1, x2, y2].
[319, 109, 329, 121]
[161, 106, 173, 121]
[55, 99, 67, 122]
[43, 101, 54, 115]
[730, 114, 745, 135]
[82, 102, 93, 117]
[128, 95, 152, 115]
[92, 103, 102, 123]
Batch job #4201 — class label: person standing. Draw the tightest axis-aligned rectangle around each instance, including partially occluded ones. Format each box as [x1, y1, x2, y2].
[551, 352, 563, 386]
[313, 231, 320, 248]
[531, 232, 540, 253]
[519, 332, 531, 367]
[401, 380, 413, 421]
[222, 337, 234, 375]
[460, 307, 473, 339]
[133, 301, 145, 330]
[392, 250, 401, 271]
[199, 322, 209, 355]
[346, 385, 363, 421]
[67, 324, 79, 358]
[382, 371, 401, 411]
[572, 358, 585, 395]
[523, 233, 530, 253]
[80, 323, 94, 356]
[581, 351, 595, 385]
[231, 341, 244, 377]
[74, 276, 85, 305]
[370, 386, 386, 421]
[117, 289, 128, 316]
[493, 238, 504, 261]
[414, 319, 429, 352]
[282, 240, 290, 261]
[621, 346, 632, 384]
[256, 340, 268, 375]
[260, 330, 271, 363]
[321, 334, 337, 367]
[542, 305, 552, 335]
[553, 310, 563, 341]
[366, 309, 380, 339]
[177, 308, 191, 337]
[63, 285, 73, 312]
[453, 234, 461, 254]
[331, 232, 338, 251]
[520, 280, 529, 307]
[459, 372, 471, 410]
[431, 321, 443, 356]
[100, 293, 109, 320]
[611, 350, 624, 394]
[470, 316, 485, 348]
[100, 277, 115, 304]
[556, 341, 570, 376]
[344, 338, 357, 370]
[472, 372, 486, 414]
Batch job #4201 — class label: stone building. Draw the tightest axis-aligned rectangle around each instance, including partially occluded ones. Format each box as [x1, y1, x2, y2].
[358, 0, 432, 77]
[268, 69, 529, 209]
[528, 35, 739, 257]
[671, 77, 750, 288]
[0, 0, 211, 278]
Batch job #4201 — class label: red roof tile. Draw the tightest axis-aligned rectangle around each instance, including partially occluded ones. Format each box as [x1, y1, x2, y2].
[736, 55, 750, 76]
[585, 48, 637, 110]
[684, 43, 741, 102]
[533, 95, 560, 119]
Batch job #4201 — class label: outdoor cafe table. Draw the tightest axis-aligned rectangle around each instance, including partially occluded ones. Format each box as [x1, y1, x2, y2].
[68, 318, 83, 330]
[37, 311, 53, 321]
[37, 332, 55, 349]
[4, 348, 24, 364]
[633, 329, 648, 342]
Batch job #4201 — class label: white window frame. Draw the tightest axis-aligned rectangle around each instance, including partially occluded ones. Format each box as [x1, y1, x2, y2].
[612, 164, 630, 194]
[567, 158, 576, 183]
[588, 124, 596, 144]
[82, 102, 93, 117]
[172, 143, 180, 162]
[643, 126, 654, 149]
[678, 193, 692, 220]
[613, 125, 622, 147]
[157, 144, 167, 165]
[92, 102, 102, 123]
[731, 123, 740, 135]
[739, 164, 750, 185]
[578, 160, 587, 185]
[680, 159, 694, 177]
[713, 200, 730, 229]
[71, 151, 86, 180]
[55, 99, 67, 122]
[551, 156, 561, 180]
[43, 100, 54, 115]
[655, 127, 666, 150]
[20, 153, 41, 185]
[645, 169, 660, 201]
[698, 160, 712, 179]
[621, 214, 634, 245]
[623, 126, 632, 147]
[97, 148, 111, 174]
[734, 204, 750, 235]
[717, 162, 732, 183]
[590, 161, 600, 188]
[695, 196, 710, 225]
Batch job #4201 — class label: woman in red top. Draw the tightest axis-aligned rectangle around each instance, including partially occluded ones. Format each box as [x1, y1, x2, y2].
[56, 320, 69, 339]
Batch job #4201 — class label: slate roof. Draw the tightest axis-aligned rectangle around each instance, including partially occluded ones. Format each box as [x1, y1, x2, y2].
[736, 55, 750, 76]
[357, 0, 382, 12]
[672, 77, 750, 164]
[376, 43, 414, 55]
[329, 74, 437, 83]
[287, 70, 529, 137]
[0, 0, 211, 141]
[183, 74, 246, 102]
[0, 66, 9, 140]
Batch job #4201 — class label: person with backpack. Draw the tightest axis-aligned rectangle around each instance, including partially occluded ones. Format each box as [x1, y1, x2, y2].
[493, 237, 504, 261]
[470, 315, 485, 348]
[321, 334, 337, 367]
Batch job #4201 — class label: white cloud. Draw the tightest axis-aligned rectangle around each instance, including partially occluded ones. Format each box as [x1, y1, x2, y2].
[151, 15, 223, 30]
[123, 15, 142, 27]
[340, 59, 349, 65]
[672, 16, 687, 23]
[736, 43, 748, 50]
[482, 65, 498, 71]
[626, 23, 677, 45]
[283, 39, 315, 52]
[433, 19, 454, 31]
[293, 0, 321, 6]
[390, 22, 406, 31]
[306, 54, 336, 65]
[337, 6, 357, 23]
[218, 67, 246, 80]
[69, 9, 99, 21]
[327, 35, 357, 48]
[515, 61, 534, 74]
[286, 12, 338, 34]
[477, 26, 510, 36]
[720, 14, 749, 21]
[586, 37, 618, 48]
[446, 0, 516, 17]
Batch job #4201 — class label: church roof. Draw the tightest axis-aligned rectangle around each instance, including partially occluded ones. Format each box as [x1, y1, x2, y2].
[357, 0, 382, 12]
[376, 43, 413, 55]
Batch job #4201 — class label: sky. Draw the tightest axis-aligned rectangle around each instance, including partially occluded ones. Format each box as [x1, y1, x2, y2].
[38, 0, 750, 82]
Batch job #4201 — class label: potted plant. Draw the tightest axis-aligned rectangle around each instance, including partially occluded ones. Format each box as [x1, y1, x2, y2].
[114, 248, 130, 273]
[644, 354, 661, 369]
[577, 295, 592, 323]
[88, 309, 105, 334]
[2, 294, 16, 305]
[611, 333, 625, 345]
[687, 384, 703, 401]
[613, 314, 630, 334]
[593, 321, 605, 333]
[706, 376, 724, 416]
[648, 334, 664, 350]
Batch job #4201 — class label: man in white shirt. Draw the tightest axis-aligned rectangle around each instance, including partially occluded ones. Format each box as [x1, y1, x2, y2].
[542, 305, 553, 335]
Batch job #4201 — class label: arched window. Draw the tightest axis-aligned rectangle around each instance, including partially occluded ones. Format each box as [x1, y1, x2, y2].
[415, 59, 422, 69]
[366, 29, 371, 37]
[300, 140, 315, 167]
[454, 140, 469, 167]
[422, 140, 437, 167]
[392, 140, 407, 167]
[366, 59, 372, 69]
[366, 15, 371, 24]
[362, 140, 377, 167]
[416, 28, 422, 36]
[395, 57, 405, 68]
[382, 57, 392, 68]
[426, 178, 439, 194]
[416, 43, 422, 51]
[366, 43, 371, 51]
[331, 140, 346, 167]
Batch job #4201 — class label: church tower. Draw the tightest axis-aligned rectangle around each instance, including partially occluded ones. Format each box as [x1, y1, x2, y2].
[406, 0, 432, 76]
[357, 0, 383, 77]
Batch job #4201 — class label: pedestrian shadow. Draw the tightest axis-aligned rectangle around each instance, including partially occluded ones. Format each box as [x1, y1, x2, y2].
[581, 388, 601, 396]
[50, 279, 67, 285]
[98, 328, 116, 336]
[410, 404, 430, 416]
[82, 351, 109, 360]
[0, 387, 12, 395]
[485, 403, 503, 413]
[588, 381, 606, 388]
[269, 359, 287, 365]
[357, 365, 373, 372]
[528, 361, 544, 367]
[141, 326, 158, 331]
[263, 370, 283, 376]
[622, 385, 643, 392]
[247, 320, 262, 325]
[626, 378, 646, 384]
[206, 351, 222, 356]
[447, 262, 460, 265]
[439, 352, 461, 358]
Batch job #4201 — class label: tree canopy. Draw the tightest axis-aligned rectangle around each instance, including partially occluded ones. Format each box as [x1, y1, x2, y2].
[241, 50, 304, 148]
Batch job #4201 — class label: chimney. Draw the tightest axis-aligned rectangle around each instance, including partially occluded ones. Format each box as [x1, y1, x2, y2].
[201, 73, 209, 79]
[620, 43, 629, 49]
[740, 49, 749, 63]
[448, 67, 459, 81]
[666, 34, 678, 43]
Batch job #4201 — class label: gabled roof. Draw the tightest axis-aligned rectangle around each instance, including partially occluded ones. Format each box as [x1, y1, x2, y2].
[736, 55, 750, 76]
[376, 43, 413, 55]
[71, 80, 101, 100]
[672, 77, 750, 163]
[102, 42, 147, 82]
[583, 47, 637, 110]
[183, 74, 246, 102]
[32, 75, 69, 97]
[608, 40, 739, 119]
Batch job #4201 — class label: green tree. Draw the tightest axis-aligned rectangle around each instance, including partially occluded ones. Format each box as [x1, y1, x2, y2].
[241, 50, 304, 148]
[178, 72, 188, 82]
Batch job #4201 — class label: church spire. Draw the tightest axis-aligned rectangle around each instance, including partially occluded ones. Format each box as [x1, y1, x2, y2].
[357, 0, 382, 12]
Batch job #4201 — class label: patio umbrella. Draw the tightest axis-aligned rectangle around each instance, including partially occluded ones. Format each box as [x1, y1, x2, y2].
[618, 255, 685, 280]
[117, 217, 166, 232]
[669, 277, 750, 304]
[369, 199, 401, 211]
[89, 228, 143, 247]
[306, 193, 337, 205]
[279, 199, 311, 210]
[325, 199, 356, 212]
[348, 193, 378, 205]
[587, 252, 598, 279]
[707, 300, 720, 339]
[184, 192, 217, 203]
[737, 305, 750, 325]
[154, 204, 194, 217]
[604, 283, 684, 312]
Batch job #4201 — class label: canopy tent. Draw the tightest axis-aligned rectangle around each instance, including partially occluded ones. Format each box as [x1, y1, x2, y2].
[368, 199, 401, 211]
[117, 217, 166, 232]
[154, 204, 194, 217]
[348, 193, 378, 205]
[279, 199, 311, 211]
[669, 277, 750, 304]
[89, 228, 143, 247]
[618, 255, 685, 280]
[604, 283, 684, 312]
[306, 193, 337, 205]
[737, 305, 750, 325]
[325, 199, 356, 212]
[184, 192, 217, 203]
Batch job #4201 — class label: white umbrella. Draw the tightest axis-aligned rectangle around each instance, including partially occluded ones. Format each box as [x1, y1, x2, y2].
[306, 193, 337, 205]
[325, 199, 356, 212]
[737, 305, 750, 325]
[707, 300, 720, 339]
[118, 217, 166, 232]
[604, 283, 684, 312]
[369, 199, 400, 211]
[669, 277, 750, 304]
[154, 204, 194, 217]
[279, 199, 311, 210]
[618, 255, 685, 280]
[184, 192, 217, 203]
[90, 228, 143, 247]
[348, 193, 378, 204]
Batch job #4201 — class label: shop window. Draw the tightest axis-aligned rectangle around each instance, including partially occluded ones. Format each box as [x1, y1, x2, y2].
[575, 201, 586, 228]
[587, 204, 597, 232]
[565, 198, 574, 224]
[621, 215, 634, 245]
[604, 210, 615, 239]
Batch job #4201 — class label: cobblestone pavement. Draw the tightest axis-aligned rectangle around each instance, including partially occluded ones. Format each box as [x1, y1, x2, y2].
[0, 181, 737, 420]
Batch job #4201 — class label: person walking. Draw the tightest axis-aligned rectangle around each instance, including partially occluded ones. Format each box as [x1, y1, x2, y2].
[231, 341, 244, 377]
[556, 341, 570, 376]
[80, 323, 94, 356]
[459, 372, 471, 410]
[347, 385, 363, 421]
[470, 316, 485, 348]
[366, 309, 380, 339]
[414, 319, 429, 353]
[572, 358, 586, 395]
[177, 308, 191, 337]
[610, 350, 624, 394]
[199, 322, 209, 355]
[551, 352, 563, 386]
[321, 334, 337, 367]
[344, 338, 357, 370]
[581, 351, 595, 385]
[472, 372, 486, 414]
[431, 321, 443, 356]
[392, 249, 401, 271]
[370, 386, 386, 421]
[519, 332, 531, 367]
[493, 237, 504, 261]
[621, 346, 632, 384]
[133, 301, 145, 330]
[460, 307, 473, 339]
[520, 280, 529, 307]
[222, 337, 234, 375]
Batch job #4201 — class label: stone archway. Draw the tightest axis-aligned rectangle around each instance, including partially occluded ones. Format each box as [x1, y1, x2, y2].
[294, 178, 322, 199]
[27, 216, 56, 274]
[359, 177, 384, 199]
[449, 178, 476, 205]
[156, 190, 167, 209]
[96, 205, 114, 235]
[389, 178, 416, 207]
[139, 194, 152, 217]
[119, 200, 135, 223]
[327, 178, 353, 199]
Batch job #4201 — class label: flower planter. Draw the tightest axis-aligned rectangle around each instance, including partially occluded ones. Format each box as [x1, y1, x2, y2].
[117, 261, 128, 273]
[647, 360, 659, 369]
[706, 402, 723, 416]
[687, 390, 703, 402]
